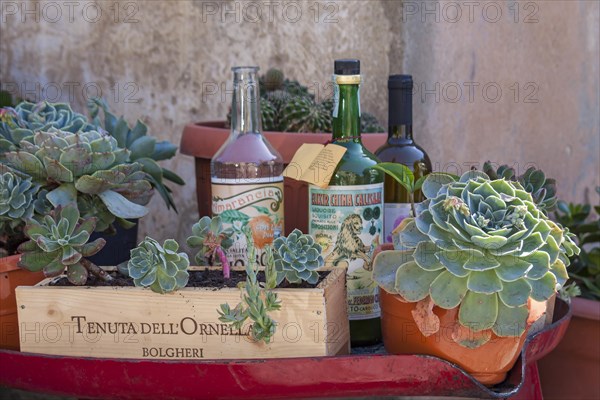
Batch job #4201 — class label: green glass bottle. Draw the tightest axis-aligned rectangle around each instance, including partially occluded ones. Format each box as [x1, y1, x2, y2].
[309, 59, 383, 346]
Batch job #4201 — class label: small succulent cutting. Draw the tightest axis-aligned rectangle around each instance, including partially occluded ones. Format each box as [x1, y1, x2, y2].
[218, 227, 281, 344]
[186, 216, 233, 279]
[127, 237, 190, 294]
[17, 204, 109, 285]
[0, 170, 38, 229]
[372, 170, 580, 348]
[272, 228, 324, 285]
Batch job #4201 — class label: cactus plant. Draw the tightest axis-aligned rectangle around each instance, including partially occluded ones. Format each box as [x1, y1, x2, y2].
[261, 68, 285, 92]
[272, 228, 324, 285]
[186, 216, 233, 278]
[280, 97, 332, 133]
[127, 237, 190, 294]
[17, 204, 108, 285]
[483, 162, 557, 214]
[0, 101, 94, 151]
[373, 170, 579, 348]
[87, 98, 184, 211]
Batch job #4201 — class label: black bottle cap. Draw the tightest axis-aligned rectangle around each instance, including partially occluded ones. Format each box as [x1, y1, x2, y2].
[389, 74, 413, 126]
[334, 59, 360, 75]
[388, 74, 413, 89]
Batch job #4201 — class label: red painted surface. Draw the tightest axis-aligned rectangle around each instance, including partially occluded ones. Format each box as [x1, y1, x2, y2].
[0, 299, 571, 399]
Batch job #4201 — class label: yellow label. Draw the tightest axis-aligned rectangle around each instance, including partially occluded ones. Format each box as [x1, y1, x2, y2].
[211, 179, 284, 267]
[283, 143, 347, 188]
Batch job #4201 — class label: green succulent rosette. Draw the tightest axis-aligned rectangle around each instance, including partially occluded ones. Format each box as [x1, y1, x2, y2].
[373, 171, 579, 347]
[128, 237, 190, 294]
[0, 101, 94, 151]
[0, 170, 38, 230]
[273, 228, 324, 285]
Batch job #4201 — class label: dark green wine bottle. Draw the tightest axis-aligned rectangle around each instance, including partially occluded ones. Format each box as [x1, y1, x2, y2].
[375, 75, 432, 243]
[309, 59, 383, 346]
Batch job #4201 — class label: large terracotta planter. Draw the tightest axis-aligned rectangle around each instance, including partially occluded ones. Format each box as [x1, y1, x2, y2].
[0, 254, 45, 350]
[379, 288, 547, 386]
[180, 121, 387, 234]
[538, 297, 600, 399]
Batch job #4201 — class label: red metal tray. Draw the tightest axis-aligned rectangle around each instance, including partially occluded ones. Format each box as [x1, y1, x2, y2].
[0, 299, 571, 400]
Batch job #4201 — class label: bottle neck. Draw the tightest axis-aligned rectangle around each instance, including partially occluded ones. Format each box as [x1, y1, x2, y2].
[388, 124, 413, 141]
[332, 78, 361, 142]
[231, 67, 262, 136]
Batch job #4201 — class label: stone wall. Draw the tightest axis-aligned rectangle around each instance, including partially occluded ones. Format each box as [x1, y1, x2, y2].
[1, 0, 598, 246]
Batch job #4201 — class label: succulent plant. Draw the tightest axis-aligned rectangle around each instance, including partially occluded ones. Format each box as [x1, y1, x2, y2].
[87, 98, 184, 211]
[17, 204, 107, 285]
[128, 237, 190, 294]
[483, 162, 557, 214]
[280, 97, 332, 133]
[3, 128, 152, 230]
[218, 227, 280, 343]
[272, 228, 323, 285]
[373, 170, 579, 348]
[0, 170, 38, 230]
[260, 98, 278, 131]
[0, 101, 93, 151]
[186, 216, 233, 278]
[264, 90, 292, 114]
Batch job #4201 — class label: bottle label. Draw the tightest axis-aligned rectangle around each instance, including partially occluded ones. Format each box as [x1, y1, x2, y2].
[383, 203, 412, 243]
[309, 183, 383, 320]
[211, 178, 284, 267]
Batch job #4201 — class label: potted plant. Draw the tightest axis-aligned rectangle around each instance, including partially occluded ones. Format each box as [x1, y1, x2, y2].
[15, 211, 349, 359]
[180, 68, 387, 234]
[0, 100, 181, 348]
[370, 166, 579, 386]
[538, 188, 600, 399]
[0, 100, 183, 267]
[0, 100, 101, 350]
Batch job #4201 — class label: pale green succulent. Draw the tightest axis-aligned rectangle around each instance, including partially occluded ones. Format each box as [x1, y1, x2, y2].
[128, 237, 190, 294]
[0, 101, 93, 151]
[273, 228, 323, 285]
[186, 216, 233, 263]
[0, 170, 38, 229]
[88, 98, 184, 211]
[3, 128, 151, 229]
[373, 171, 579, 348]
[17, 204, 106, 285]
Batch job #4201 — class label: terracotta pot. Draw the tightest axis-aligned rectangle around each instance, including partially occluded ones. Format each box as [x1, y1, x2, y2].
[0, 254, 45, 350]
[180, 121, 387, 234]
[379, 288, 546, 386]
[538, 297, 600, 399]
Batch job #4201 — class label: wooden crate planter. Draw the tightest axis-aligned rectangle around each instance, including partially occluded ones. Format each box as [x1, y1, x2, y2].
[15, 267, 349, 360]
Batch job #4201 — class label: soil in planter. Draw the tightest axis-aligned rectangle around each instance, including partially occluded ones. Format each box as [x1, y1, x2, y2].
[49, 268, 328, 289]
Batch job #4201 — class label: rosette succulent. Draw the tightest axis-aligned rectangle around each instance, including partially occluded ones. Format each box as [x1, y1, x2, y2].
[3, 128, 151, 230]
[0, 170, 38, 230]
[373, 171, 579, 348]
[127, 237, 190, 294]
[272, 228, 324, 285]
[0, 101, 93, 151]
[186, 216, 233, 278]
[17, 204, 107, 285]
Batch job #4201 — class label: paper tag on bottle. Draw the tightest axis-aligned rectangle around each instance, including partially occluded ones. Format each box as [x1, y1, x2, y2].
[283, 143, 347, 188]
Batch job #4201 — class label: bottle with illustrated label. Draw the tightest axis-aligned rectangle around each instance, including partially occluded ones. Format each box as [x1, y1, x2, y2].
[211, 66, 284, 267]
[309, 59, 384, 346]
[375, 75, 431, 243]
